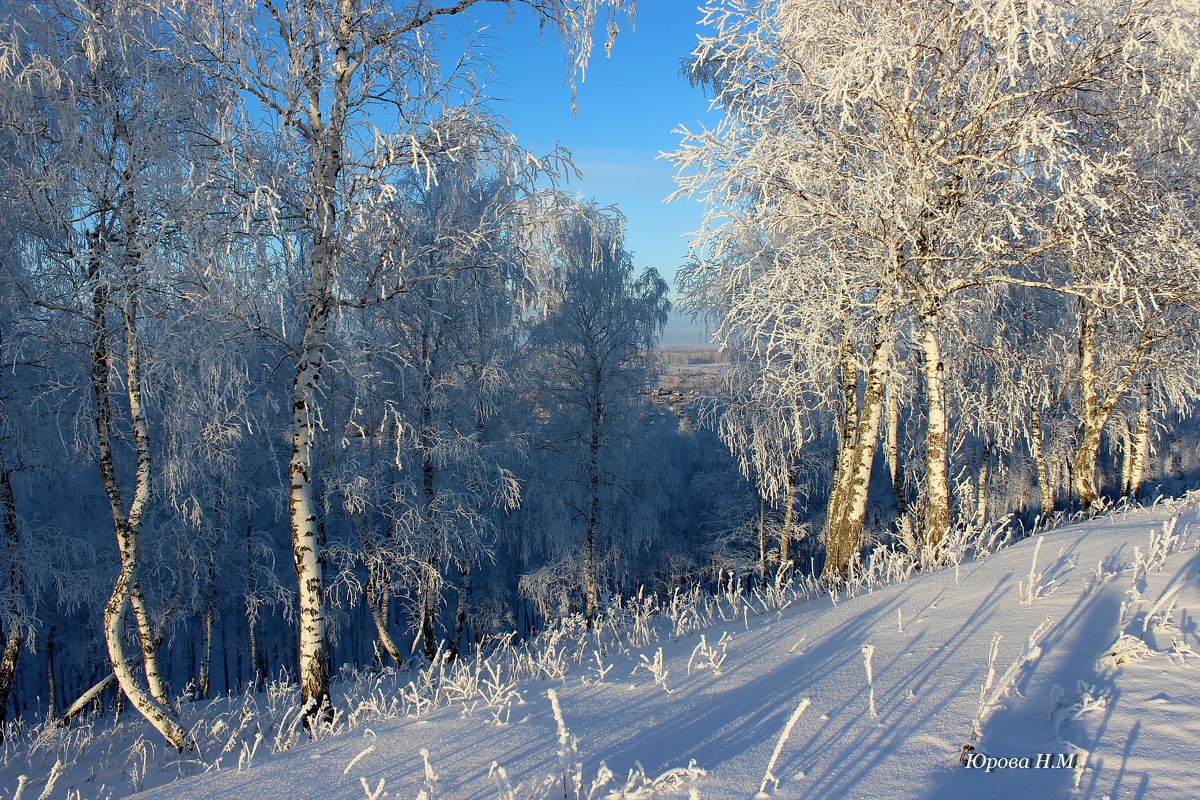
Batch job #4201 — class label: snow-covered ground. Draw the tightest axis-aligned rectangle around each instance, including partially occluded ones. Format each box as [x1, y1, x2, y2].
[103, 496, 1197, 800]
[7, 498, 1194, 800]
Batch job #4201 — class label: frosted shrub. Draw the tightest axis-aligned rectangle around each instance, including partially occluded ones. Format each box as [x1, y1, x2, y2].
[487, 692, 705, 800]
[686, 632, 731, 676]
[962, 619, 1052, 761]
[1018, 536, 1056, 606]
[860, 645, 877, 718]
[631, 648, 671, 694]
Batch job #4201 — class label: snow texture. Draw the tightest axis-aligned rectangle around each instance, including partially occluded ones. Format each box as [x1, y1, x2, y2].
[115, 497, 1200, 800]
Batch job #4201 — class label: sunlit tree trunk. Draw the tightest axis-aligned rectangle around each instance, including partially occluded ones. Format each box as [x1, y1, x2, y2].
[1071, 302, 1151, 510]
[286, 0, 360, 723]
[824, 334, 893, 578]
[827, 335, 860, 525]
[1127, 382, 1152, 498]
[918, 321, 950, 548]
[1030, 407, 1054, 518]
[884, 383, 903, 513]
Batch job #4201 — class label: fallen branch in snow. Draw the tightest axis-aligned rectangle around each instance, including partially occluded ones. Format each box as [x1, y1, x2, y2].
[1052, 682, 1108, 745]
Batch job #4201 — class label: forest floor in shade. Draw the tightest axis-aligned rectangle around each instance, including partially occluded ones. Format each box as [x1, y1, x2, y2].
[110, 496, 1200, 799]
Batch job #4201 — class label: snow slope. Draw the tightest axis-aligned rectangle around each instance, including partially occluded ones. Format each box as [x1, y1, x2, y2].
[123, 497, 1200, 800]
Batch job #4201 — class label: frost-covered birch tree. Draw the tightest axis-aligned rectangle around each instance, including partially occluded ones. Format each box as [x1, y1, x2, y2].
[330, 160, 537, 663]
[672, 0, 1200, 572]
[524, 205, 668, 622]
[181, 0, 635, 721]
[0, 0, 228, 750]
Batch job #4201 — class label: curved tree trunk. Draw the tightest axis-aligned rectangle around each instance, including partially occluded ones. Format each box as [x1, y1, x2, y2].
[104, 564, 190, 749]
[350, 508, 404, 668]
[87, 247, 191, 750]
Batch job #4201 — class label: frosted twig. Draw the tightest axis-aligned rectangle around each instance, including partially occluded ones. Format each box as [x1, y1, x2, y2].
[861, 644, 877, 717]
[359, 777, 385, 800]
[756, 698, 810, 797]
[344, 744, 376, 775]
[416, 748, 440, 800]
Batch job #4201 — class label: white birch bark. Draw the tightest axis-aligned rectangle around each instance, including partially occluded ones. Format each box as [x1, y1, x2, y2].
[918, 323, 950, 548]
[824, 335, 893, 579]
[1030, 407, 1055, 518]
[884, 383, 903, 513]
[1071, 303, 1151, 510]
[85, 248, 191, 750]
[1127, 382, 1152, 498]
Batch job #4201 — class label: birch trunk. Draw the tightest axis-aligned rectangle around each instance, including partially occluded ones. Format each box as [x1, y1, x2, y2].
[826, 336, 861, 533]
[60, 670, 117, 726]
[1119, 424, 1134, 495]
[244, 524, 261, 688]
[1127, 382, 1152, 498]
[973, 442, 990, 529]
[1031, 407, 1054, 518]
[918, 323, 950, 548]
[583, 396, 603, 622]
[198, 565, 216, 700]
[418, 347, 442, 662]
[45, 625, 56, 721]
[87, 252, 191, 749]
[104, 562, 189, 749]
[824, 334, 893, 579]
[1070, 303, 1150, 510]
[778, 445, 799, 570]
[884, 384, 903, 513]
[289, 257, 333, 722]
[448, 568, 470, 660]
[0, 466, 23, 736]
[755, 495, 768, 583]
[1072, 303, 1104, 508]
[287, 0, 358, 720]
[352, 510, 404, 668]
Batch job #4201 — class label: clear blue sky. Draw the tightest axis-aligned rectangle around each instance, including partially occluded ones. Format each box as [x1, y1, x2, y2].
[463, 2, 719, 348]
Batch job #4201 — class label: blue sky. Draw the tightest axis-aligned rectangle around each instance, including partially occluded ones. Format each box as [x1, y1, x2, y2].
[463, 2, 719, 348]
